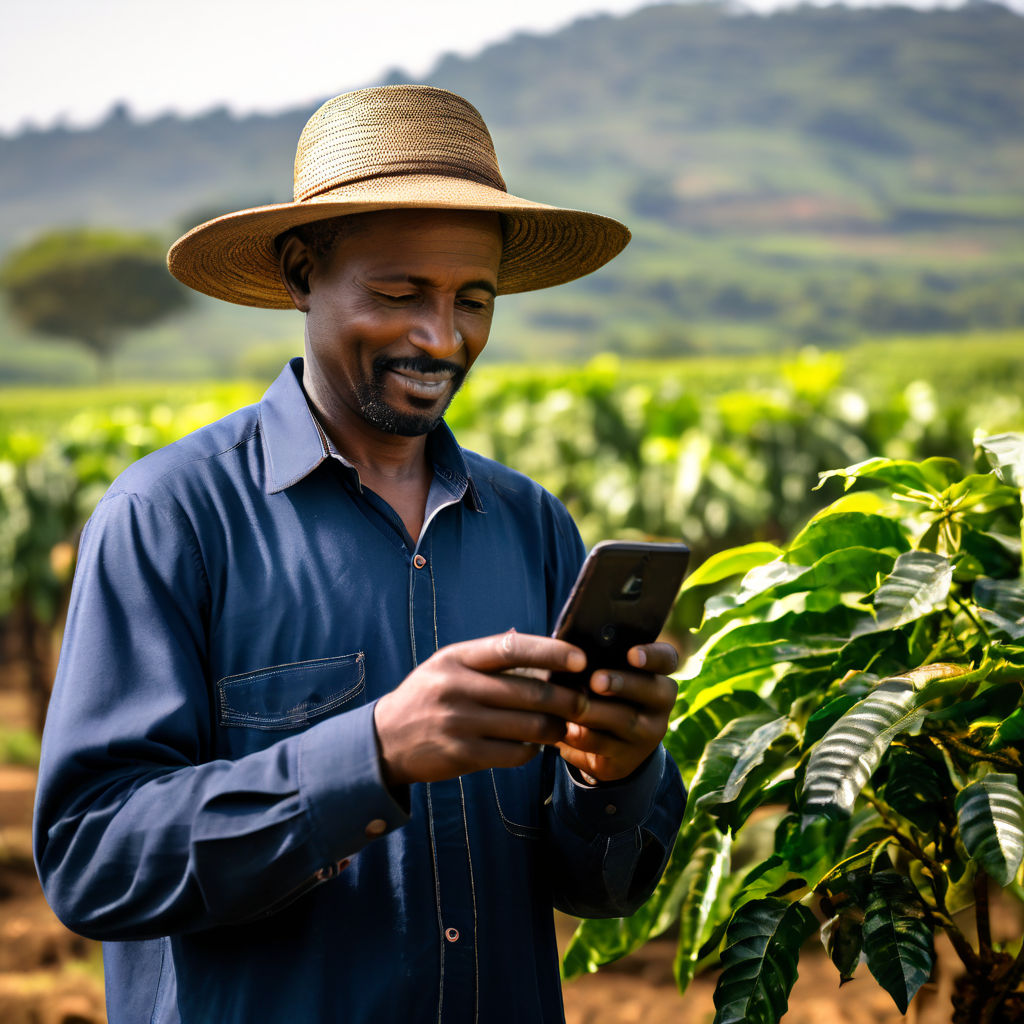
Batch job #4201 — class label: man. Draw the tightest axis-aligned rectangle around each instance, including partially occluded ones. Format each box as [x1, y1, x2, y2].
[34, 86, 684, 1023]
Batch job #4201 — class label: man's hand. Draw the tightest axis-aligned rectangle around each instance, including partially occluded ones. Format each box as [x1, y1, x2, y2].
[373, 630, 589, 788]
[557, 642, 678, 784]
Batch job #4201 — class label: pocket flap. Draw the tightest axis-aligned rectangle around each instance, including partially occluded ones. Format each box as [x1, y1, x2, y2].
[217, 653, 365, 730]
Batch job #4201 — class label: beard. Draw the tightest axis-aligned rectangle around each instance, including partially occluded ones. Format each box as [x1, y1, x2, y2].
[353, 354, 467, 436]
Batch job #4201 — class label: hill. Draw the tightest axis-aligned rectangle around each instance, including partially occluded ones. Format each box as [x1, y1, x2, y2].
[1, 1, 1022, 380]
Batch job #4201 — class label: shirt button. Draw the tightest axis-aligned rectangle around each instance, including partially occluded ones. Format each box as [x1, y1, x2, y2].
[444, 927, 460, 942]
[365, 818, 388, 838]
[412, 554, 427, 569]
[604, 803, 618, 816]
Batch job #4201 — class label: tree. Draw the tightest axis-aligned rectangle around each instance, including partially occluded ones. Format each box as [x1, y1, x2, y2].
[565, 434, 1024, 1024]
[0, 228, 189, 370]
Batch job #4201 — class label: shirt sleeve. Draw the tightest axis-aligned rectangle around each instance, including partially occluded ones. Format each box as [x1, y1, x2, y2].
[33, 489, 408, 941]
[544, 744, 685, 919]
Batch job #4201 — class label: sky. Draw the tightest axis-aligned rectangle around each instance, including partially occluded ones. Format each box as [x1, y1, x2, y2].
[2, 0, 1016, 136]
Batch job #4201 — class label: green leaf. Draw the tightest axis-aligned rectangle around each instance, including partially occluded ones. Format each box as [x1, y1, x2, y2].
[879, 748, 947, 833]
[974, 578, 1024, 641]
[852, 551, 953, 637]
[800, 666, 974, 823]
[989, 706, 1024, 750]
[682, 609, 861, 695]
[712, 898, 818, 1024]
[821, 911, 863, 984]
[817, 456, 962, 498]
[705, 547, 896, 624]
[674, 829, 733, 993]
[666, 689, 772, 774]
[955, 773, 1024, 886]
[681, 542, 784, 591]
[862, 871, 934, 1014]
[695, 716, 798, 831]
[676, 542, 782, 626]
[980, 433, 1024, 491]
[686, 713, 777, 825]
[786, 512, 908, 567]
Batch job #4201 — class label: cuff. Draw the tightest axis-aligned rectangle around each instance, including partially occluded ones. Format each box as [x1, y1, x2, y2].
[297, 699, 410, 862]
[554, 745, 667, 836]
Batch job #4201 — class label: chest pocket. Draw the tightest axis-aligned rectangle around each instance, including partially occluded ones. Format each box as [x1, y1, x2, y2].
[489, 765, 543, 840]
[215, 653, 365, 757]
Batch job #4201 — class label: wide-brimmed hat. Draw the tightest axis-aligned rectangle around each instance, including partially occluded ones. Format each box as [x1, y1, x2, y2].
[167, 85, 630, 307]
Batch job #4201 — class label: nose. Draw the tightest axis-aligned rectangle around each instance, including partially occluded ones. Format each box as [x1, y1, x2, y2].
[408, 302, 463, 358]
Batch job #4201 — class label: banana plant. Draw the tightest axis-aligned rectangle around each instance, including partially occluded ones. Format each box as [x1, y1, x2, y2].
[564, 433, 1024, 1024]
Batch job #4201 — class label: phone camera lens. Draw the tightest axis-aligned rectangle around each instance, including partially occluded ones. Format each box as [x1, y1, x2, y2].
[600, 624, 616, 644]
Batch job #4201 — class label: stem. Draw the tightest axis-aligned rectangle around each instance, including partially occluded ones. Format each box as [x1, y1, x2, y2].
[980, 942, 1024, 1024]
[975, 873, 992, 955]
[942, 734, 1021, 773]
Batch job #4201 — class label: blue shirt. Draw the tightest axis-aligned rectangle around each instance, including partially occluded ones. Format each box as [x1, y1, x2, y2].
[34, 358, 685, 1024]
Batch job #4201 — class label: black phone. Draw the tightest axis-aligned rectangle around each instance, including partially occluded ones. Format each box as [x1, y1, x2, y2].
[549, 540, 690, 690]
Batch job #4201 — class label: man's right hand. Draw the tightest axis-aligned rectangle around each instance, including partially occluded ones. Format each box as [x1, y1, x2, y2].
[372, 629, 589, 788]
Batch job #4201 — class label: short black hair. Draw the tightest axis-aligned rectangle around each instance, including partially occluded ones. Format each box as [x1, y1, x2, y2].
[275, 215, 356, 262]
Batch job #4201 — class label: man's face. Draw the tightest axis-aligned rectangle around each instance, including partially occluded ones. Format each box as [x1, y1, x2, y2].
[297, 209, 503, 438]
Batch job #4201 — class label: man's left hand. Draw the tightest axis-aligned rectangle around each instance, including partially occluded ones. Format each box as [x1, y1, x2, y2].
[556, 641, 679, 783]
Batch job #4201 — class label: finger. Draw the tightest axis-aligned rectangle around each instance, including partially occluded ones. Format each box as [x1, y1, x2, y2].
[627, 641, 679, 675]
[457, 629, 586, 676]
[467, 668, 590, 722]
[561, 721, 627, 756]
[468, 704, 571, 746]
[587, 670, 678, 713]
[464, 737, 547, 772]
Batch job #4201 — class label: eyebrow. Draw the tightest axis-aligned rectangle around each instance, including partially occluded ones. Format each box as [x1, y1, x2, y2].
[373, 274, 497, 297]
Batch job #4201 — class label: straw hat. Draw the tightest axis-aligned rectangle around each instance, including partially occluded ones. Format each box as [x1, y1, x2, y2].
[167, 85, 630, 308]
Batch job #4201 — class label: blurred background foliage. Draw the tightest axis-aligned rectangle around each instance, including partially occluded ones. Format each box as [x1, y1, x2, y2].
[1, 341, 1021, 731]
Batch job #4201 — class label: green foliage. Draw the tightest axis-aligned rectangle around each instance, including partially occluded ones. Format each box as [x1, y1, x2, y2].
[0, 228, 189, 363]
[565, 434, 1024, 1022]
[0, 726, 41, 766]
[712, 898, 818, 1024]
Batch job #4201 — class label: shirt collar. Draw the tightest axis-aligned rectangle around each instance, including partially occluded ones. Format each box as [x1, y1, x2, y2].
[258, 357, 483, 512]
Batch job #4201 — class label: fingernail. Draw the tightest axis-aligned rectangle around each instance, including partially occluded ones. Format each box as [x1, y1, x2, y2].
[634, 648, 647, 668]
[596, 672, 621, 693]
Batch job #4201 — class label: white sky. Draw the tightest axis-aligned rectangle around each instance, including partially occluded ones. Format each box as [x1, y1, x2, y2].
[2, 0, 1015, 135]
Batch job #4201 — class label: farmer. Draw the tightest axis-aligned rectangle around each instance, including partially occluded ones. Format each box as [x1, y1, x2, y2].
[34, 86, 684, 1023]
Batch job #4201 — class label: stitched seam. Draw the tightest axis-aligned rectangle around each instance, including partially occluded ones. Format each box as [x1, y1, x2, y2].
[458, 775, 480, 1024]
[489, 769, 542, 839]
[426, 784, 445, 1024]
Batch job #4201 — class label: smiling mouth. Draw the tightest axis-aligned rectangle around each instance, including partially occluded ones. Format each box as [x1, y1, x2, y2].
[386, 366, 455, 399]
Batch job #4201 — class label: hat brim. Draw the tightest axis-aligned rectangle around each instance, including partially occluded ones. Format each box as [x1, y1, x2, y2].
[167, 175, 630, 308]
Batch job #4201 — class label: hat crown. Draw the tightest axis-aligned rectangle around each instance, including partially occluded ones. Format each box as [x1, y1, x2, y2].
[293, 86, 508, 202]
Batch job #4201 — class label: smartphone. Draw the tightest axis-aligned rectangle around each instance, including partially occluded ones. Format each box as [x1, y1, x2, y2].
[549, 540, 690, 690]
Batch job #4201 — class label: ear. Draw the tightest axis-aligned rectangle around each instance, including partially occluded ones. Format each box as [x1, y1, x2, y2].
[278, 234, 315, 312]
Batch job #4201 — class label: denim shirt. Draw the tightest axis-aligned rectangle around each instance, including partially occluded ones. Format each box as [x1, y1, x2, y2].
[34, 358, 685, 1024]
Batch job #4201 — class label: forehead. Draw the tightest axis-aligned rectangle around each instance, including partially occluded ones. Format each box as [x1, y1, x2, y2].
[327, 209, 502, 273]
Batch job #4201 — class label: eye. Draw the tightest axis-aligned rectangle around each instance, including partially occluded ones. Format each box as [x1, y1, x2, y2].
[457, 296, 491, 312]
